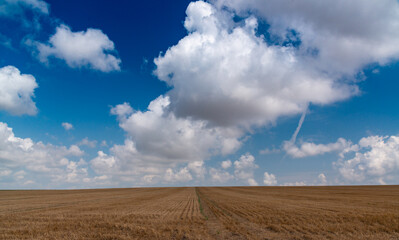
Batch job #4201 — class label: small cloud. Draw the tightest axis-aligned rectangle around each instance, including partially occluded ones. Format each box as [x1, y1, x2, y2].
[248, 178, 258, 186]
[78, 137, 97, 148]
[209, 168, 234, 183]
[263, 172, 277, 186]
[33, 24, 121, 72]
[110, 102, 133, 120]
[372, 69, 380, 74]
[62, 122, 73, 131]
[100, 140, 107, 147]
[318, 173, 327, 185]
[221, 160, 232, 169]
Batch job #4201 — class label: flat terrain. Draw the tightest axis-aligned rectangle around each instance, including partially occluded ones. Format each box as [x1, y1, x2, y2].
[0, 186, 398, 239]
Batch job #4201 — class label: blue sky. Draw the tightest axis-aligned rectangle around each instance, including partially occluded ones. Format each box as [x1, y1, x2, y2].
[1, 0, 399, 189]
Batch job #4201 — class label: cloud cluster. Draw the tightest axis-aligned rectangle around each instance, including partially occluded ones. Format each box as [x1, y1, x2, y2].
[0, 122, 88, 187]
[234, 153, 258, 185]
[0, 66, 38, 115]
[209, 153, 259, 186]
[35, 25, 121, 72]
[337, 135, 399, 184]
[285, 135, 399, 184]
[88, 96, 243, 185]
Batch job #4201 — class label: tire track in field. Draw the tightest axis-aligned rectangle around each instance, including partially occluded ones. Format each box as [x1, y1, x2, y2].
[195, 187, 244, 240]
[197, 187, 275, 240]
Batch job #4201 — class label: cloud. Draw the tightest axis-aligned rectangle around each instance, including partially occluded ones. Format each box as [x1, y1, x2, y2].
[110, 102, 133, 121]
[90, 0, 399, 187]
[221, 160, 232, 169]
[247, 178, 258, 186]
[234, 153, 258, 185]
[282, 181, 307, 186]
[164, 167, 193, 183]
[90, 151, 115, 174]
[0, 0, 49, 17]
[88, 96, 243, 185]
[210, 154, 261, 186]
[284, 134, 399, 185]
[0, 0, 49, 31]
[0, 66, 38, 115]
[111, 95, 242, 165]
[263, 172, 277, 186]
[34, 24, 121, 72]
[187, 160, 206, 179]
[284, 138, 354, 158]
[209, 168, 233, 183]
[336, 135, 399, 184]
[0, 122, 88, 187]
[154, 1, 358, 129]
[61, 122, 73, 131]
[318, 173, 327, 185]
[78, 137, 97, 148]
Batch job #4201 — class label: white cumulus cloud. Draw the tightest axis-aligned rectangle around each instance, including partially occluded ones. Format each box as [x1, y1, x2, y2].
[234, 153, 258, 185]
[61, 122, 73, 131]
[35, 24, 121, 72]
[112, 95, 242, 165]
[284, 138, 354, 158]
[318, 173, 327, 185]
[0, 66, 38, 115]
[221, 160, 232, 169]
[78, 137, 97, 148]
[209, 168, 233, 183]
[263, 172, 277, 186]
[154, 1, 357, 129]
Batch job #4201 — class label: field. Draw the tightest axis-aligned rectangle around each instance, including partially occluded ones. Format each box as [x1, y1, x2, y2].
[0, 186, 398, 239]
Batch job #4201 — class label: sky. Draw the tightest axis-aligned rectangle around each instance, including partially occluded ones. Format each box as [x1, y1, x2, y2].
[1, 0, 399, 189]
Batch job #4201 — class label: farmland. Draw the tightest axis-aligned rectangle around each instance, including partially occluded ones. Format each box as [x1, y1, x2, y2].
[0, 186, 398, 239]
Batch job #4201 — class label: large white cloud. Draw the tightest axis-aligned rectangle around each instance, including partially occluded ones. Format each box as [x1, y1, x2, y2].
[154, 1, 358, 129]
[0, 122, 89, 187]
[0, 66, 38, 115]
[35, 25, 121, 72]
[112, 95, 242, 164]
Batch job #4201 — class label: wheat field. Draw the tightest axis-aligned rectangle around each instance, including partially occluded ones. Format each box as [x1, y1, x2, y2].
[0, 186, 398, 239]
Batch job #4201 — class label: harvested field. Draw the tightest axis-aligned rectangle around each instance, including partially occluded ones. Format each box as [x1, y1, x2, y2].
[0, 186, 398, 239]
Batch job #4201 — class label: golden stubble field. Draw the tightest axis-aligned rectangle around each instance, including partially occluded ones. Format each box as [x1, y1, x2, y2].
[0, 186, 398, 239]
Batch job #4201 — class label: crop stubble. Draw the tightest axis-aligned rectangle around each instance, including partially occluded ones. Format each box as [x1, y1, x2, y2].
[0, 186, 398, 239]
